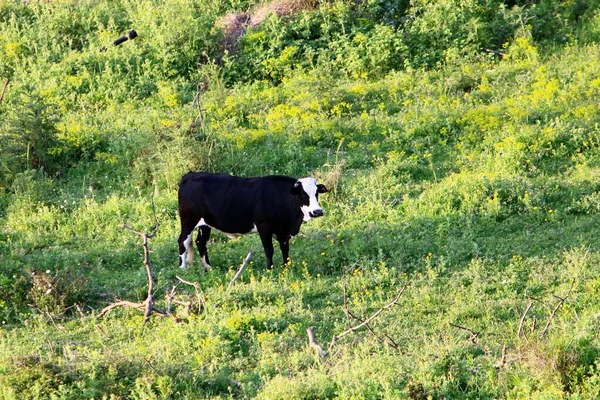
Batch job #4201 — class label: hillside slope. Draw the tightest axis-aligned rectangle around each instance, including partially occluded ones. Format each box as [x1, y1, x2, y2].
[2, 0, 600, 398]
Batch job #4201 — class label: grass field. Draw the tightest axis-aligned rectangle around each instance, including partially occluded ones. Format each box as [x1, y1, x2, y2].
[3, 0, 600, 398]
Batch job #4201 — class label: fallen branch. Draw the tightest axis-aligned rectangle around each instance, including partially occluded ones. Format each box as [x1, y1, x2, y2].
[0, 79, 9, 107]
[517, 302, 534, 338]
[226, 252, 253, 291]
[97, 300, 167, 319]
[495, 344, 509, 369]
[213, 252, 253, 309]
[346, 308, 400, 350]
[449, 322, 479, 344]
[339, 262, 399, 350]
[307, 326, 325, 361]
[328, 281, 410, 352]
[540, 281, 575, 338]
[484, 48, 506, 56]
[97, 196, 166, 322]
[173, 275, 205, 315]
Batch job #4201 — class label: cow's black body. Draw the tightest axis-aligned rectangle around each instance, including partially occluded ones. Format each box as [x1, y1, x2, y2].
[178, 172, 326, 269]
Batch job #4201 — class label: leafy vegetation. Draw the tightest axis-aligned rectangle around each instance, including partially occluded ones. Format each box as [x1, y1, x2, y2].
[2, 0, 600, 398]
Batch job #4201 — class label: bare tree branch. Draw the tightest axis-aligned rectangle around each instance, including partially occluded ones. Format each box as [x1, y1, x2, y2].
[0, 79, 9, 107]
[226, 252, 253, 292]
[213, 252, 253, 309]
[346, 308, 400, 350]
[449, 322, 479, 343]
[307, 326, 325, 361]
[495, 344, 509, 369]
[328, 281, 410, 352]
[176, 275, 200, 288]
[97, 193, 165, 322]
[174, 276, 205, 315]
[517, 302, 534, 338]
[484, 48, 507, 56]
[540, 280, 575, 338]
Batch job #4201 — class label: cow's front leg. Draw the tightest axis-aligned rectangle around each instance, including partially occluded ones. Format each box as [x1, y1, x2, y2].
[196, 226, 212, 269]
[278, 237, 290, 266]
[258, 229, 275, 269]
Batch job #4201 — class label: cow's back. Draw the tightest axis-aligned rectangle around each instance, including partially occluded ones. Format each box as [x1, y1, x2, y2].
[179, 173, 301, 235]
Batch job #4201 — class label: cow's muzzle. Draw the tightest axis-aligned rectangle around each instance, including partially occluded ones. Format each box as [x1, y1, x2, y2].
[310, 209, 323, 218]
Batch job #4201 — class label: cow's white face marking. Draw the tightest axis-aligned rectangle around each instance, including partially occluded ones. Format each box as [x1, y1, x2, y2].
[297, 177, 323, 222]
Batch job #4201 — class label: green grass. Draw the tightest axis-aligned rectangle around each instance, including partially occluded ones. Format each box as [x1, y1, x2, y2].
[3, 0, 600, 398]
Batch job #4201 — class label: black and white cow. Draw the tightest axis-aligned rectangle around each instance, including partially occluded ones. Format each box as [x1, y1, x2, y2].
[177, 172, 328, 269]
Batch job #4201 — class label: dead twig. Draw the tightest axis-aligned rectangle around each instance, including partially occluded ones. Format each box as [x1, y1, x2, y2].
[176, 275, 201, 289]
[75, 304, 86, 318]
[97, 300, 167, 319]
[213, 252, 253, 308]
[495, 344, 509, 369]
[517, 302, 534, 339]
[328, 281, 410, 352]
[0, 79, 9, 107]
[540, 280, 575, 338]
[346, 308, 400, 350]
[226, 252, 253, 292]
[307, 326, 325, 361]
[97, 195, 166, 322]
[166, 285, 178, 314]
[339, 262, 399, 350]
[449, 322, 479, 343]
[484, 48, 506, 56]
[174, 276, 205, 315]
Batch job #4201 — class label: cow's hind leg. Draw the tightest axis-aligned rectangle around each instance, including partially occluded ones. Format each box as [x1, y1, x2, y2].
[178, 225, 196, 270]
[196, 225, 212, 269]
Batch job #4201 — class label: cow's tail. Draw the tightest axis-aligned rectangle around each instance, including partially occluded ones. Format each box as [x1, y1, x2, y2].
[186, 245, 194, 263]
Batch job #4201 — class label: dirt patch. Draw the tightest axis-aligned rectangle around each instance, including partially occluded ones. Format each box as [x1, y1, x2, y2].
[218, 0, 318, 53]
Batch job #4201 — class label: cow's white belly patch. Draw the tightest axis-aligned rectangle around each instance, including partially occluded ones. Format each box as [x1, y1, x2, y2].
[196, 218, 258, 239]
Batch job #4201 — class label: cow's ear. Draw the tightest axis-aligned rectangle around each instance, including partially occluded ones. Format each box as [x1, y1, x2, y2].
[291, 181, 302, 195]
[317, 184, 328, 194]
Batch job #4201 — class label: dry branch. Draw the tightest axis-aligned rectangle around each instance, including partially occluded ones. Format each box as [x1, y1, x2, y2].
[97, 300, 167, 319]
[339, 262, 400, 350]
[0, 79, 9, 107]
[174, 275, 205, 315]
[176, 275, 200, 288]
[307, 326, 325, 361]
[226, 252, 253, 291]
[540, 281, 575, 338]
[495, 344, 509, 369]
[97, 196, 166, 322]
[449, 322, 479, 343]
[213, 252, 253, 309]
[517, 302, 534, 338]
[346, 309, 400, 350]
[484, 48, 507, 56]
[328, 281, 410, 352]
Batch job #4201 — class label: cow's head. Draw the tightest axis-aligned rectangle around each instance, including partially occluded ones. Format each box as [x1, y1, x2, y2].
[291, 178, 328, 221]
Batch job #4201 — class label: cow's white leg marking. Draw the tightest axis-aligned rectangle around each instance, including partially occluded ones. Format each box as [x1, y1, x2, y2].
[201, 254, 211, 269]
[180, 233, 193, 270]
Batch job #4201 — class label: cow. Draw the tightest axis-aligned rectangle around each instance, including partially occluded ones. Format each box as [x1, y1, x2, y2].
[177, 172, 328, 270]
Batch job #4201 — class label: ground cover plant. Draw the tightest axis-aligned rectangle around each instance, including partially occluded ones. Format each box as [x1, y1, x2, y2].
[3, 0, 600, 398]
